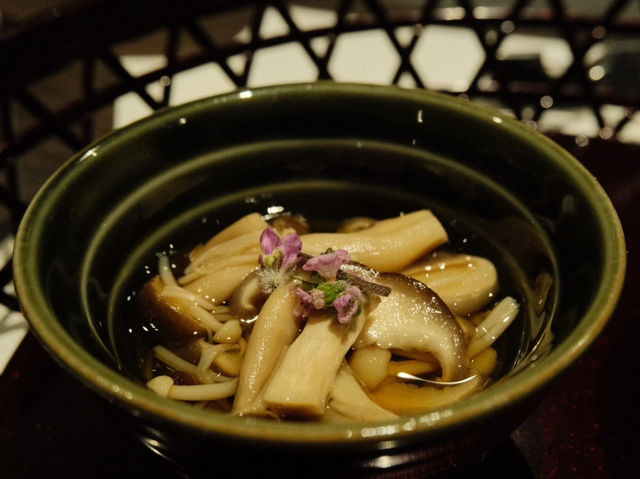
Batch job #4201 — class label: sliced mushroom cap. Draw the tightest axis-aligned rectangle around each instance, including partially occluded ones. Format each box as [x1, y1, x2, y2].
[355, 272, 468, 382]
[403, 252, 499, 315]
[138, 276, 207, 344]
[228, 271, 270, 320]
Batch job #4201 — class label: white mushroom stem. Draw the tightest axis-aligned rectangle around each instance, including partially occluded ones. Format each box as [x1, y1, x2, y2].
[299, 209, 448, 272]
[162, 286, 216, 311]
[467, 296, 520, 358]
[232, 284, 301, 415]
[147, 375, 174, 397]
[197, 341, 241, 371]
[182, 303, 224, 333]
[327, 363, 398, 422]
[183, 263, 259, 305]
[148, 375, 238, 401]
[192, 212, 268, 253]
[158, 254, 179, 288]
[262, 305, 372, 417]
[186, 230, 262, 274]
[153, 345, 233, 384]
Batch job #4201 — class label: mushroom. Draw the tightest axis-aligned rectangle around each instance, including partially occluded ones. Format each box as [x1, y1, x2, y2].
[138, 276, 208, 344]
[403, 251, 499, 315]
[227, 270, 270, 321]
[261, 303, 374, 417]
[368, 375, 483, 415]
[326, 362, 398, 422]
[299, 209, 449, 272]
[355, 272, 468, 382]
[232, 284, 302, 415]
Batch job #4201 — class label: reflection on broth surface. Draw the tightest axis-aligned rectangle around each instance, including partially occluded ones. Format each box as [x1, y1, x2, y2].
[123, 209, 540, 421]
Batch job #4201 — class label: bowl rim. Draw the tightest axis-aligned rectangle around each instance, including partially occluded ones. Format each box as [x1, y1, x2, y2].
[13, 81, 627, 445]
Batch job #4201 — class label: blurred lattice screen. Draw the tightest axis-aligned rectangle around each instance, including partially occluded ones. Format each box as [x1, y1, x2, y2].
[0, 0, 639, 312]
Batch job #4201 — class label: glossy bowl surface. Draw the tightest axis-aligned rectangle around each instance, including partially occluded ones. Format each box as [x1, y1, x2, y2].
[13, 82, 625, 475]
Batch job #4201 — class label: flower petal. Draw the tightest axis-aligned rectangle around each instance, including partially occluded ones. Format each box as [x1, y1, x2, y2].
[333, 285, 362, 324]
[280, 233, 303, 268]
[294, 287, 315, 318]
[303, 249, 351, 279]
[260, 227, 281, 256]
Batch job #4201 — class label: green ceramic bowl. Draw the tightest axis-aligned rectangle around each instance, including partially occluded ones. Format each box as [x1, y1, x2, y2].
[13, 83, 625, 476]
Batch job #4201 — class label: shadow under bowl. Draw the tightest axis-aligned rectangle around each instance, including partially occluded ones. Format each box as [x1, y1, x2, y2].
[13, 82, 626, 477]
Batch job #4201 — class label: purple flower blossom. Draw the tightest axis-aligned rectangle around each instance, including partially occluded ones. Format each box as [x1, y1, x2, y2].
[333, 285, 362, 324]
[294, 287, 326, 318]
[294, 288, 314, 318]
[293, 282, 362, 323]
[302, 249, 351, 279]
[280, 233, 303, 268]
[259, 227, 280, 256]
[257, 229, 370, 324]
[259, 227, 302, 270]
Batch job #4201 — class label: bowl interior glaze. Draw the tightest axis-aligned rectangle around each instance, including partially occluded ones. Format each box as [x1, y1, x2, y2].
[13, 83, 625, 473]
